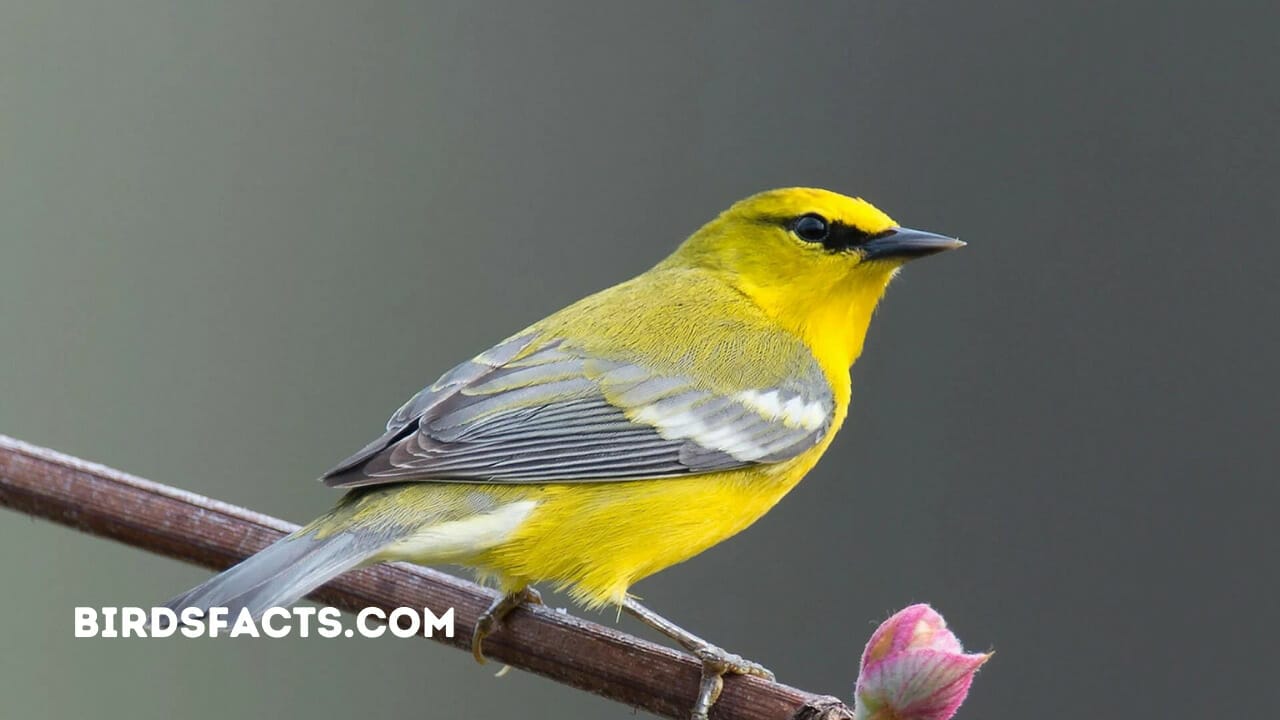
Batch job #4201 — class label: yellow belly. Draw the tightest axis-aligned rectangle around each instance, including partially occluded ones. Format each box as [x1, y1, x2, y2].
[356, 403, 842, 609]
[466, 460, 812, 608]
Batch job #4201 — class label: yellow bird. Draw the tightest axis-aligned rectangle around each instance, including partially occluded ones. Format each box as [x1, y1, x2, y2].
[164, 187, 962, 719]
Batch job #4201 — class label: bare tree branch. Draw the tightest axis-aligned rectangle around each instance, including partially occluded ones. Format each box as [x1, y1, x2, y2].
[0, 434, 853, 720]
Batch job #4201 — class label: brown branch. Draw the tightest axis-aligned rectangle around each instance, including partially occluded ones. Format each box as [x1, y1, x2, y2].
[0, 434, 852, 720]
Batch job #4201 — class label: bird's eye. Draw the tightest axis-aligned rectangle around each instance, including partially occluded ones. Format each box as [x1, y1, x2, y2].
[792, 214, 830, 243]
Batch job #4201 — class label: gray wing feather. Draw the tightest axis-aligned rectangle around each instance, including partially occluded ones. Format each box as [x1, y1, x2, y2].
[321, 333, 833, 488]
[322, 334, 539, 476]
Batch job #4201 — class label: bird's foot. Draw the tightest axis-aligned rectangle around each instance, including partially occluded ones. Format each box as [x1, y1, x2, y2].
[471, 587, 542, 664]
[688, 642, 774, 720]
[620, 596, 773, 719]
[692, 642, 774, 679]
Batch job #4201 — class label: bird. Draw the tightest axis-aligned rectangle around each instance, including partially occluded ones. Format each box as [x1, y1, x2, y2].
[162, 187, 963, 719]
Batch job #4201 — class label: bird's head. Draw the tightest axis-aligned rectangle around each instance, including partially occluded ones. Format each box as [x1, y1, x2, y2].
[665, 187, 964, 371]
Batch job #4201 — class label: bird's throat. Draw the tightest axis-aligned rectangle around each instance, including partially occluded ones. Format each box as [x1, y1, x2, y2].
[776, 268, 897, 388]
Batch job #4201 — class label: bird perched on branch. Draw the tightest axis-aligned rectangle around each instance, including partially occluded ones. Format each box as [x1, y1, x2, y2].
[163, 187, 963, 719]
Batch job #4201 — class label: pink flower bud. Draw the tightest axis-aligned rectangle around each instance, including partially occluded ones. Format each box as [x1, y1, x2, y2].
[854, 604, 990, 720]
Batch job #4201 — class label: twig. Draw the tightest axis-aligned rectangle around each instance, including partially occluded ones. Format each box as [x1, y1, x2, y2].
[0, 434, 853, 720]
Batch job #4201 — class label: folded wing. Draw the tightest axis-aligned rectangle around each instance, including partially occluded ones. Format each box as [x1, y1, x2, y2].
[321, 333, 833, 487]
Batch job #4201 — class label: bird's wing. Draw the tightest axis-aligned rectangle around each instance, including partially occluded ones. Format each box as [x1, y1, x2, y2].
[321, 332, 834, 487]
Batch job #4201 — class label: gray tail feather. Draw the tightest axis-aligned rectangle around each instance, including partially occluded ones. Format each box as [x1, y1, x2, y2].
[162, 524, 395, 622]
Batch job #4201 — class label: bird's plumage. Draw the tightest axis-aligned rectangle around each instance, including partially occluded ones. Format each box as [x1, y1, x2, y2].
[164, 187, 961, 616]
[323, 268, 834, 488]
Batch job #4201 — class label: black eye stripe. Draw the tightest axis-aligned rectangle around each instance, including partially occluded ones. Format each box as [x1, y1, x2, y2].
[822, 223, 879, 252]
[785, 215, 894, 252]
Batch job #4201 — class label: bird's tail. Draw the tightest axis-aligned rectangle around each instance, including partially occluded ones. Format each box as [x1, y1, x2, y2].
[160, 483, 525, 622]
[161, 511, 405, 621]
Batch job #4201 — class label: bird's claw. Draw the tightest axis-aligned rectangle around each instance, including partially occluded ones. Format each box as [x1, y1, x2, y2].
[689, 644, 774, 719]
[470, 618, 496, 664]
[693, 645, 774, 680]
[471, 587, 542, 664]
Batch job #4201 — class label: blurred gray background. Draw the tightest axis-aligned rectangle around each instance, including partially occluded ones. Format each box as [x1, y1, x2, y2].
[2, 2, 1277, 718]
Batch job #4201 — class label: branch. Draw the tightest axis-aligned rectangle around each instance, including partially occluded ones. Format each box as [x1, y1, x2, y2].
[0, 434, 852, 720]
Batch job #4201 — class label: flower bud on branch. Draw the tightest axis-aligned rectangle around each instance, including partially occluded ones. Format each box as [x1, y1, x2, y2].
[854, 604, 989, 720]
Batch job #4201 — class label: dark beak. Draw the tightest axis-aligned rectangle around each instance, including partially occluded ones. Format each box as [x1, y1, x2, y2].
[861, 227, 965, 261]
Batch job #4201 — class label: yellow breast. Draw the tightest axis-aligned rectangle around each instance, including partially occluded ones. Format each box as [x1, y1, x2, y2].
[468, 431, 837, 608]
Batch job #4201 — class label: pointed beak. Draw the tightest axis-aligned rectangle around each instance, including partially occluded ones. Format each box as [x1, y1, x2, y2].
[861, 227, 965, 261]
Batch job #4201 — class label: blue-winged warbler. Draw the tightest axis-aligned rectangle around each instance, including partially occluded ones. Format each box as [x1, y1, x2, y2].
[164, 187, 962, 719]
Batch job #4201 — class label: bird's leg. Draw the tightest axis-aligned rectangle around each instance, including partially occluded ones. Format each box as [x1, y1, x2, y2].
[471, 587, 542, 664]
[622, 596, 773, 720]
